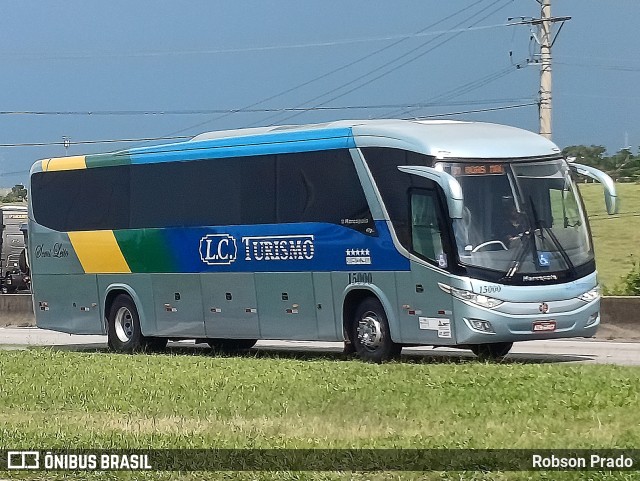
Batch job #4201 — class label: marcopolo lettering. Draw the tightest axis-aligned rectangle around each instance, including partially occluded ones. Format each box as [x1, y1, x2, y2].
[242, 235, 315, 261]
[523, 274, 558, 282]
[199, 234, 238, 265]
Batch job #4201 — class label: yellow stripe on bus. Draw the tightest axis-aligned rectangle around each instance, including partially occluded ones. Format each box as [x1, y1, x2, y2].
[43, 156, 87, 172]
[68, 231, 131, 273]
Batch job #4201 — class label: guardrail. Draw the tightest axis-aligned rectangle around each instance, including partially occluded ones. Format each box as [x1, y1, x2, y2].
[0, 293, 34, 327]
[1, 294, 639, 340]
[599, 296, 640, 340]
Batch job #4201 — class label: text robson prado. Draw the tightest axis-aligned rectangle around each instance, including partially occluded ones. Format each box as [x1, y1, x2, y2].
[532, 454, 634, 469]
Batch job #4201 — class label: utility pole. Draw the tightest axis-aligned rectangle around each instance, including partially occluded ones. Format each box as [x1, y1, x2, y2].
[513, 1, 570, 140]
[538, 0, 553, 140]
[62, 136, 71, 156]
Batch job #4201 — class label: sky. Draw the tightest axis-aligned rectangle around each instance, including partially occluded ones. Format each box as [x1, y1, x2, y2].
[0, 0, 639, 187]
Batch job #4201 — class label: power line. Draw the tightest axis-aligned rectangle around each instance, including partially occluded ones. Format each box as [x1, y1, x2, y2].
[0, 102, 535, 179]
[0, 102, 536, 150]
[408, 102, 537, 119]
[162, 0, 498, 137]
[383, 60, 529, 118]
[0, 135, 190, 148]
[0, 98, 535, 116]
[554, 61, 640, 72]
[262, 0, 515, 127]
[556, 54, 640, 63]
[0, 170, 29, 177]
[261, 0, 511, 126]
[1, 22, 518, 61]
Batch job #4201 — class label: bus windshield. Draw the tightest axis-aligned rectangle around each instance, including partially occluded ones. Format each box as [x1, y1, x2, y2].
[438, 159, 593, 277]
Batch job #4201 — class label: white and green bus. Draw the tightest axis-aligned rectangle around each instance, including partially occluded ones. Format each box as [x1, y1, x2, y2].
[28, 119, 616, 361]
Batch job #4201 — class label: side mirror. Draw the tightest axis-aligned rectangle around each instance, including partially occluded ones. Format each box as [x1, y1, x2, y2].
[569, 163, 618, 215]
[397, 166, 464, 218]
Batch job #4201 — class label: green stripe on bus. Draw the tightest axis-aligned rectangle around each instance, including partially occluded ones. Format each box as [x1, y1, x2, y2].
[85, 152, 132, 168]
[114, 229, 177, 273]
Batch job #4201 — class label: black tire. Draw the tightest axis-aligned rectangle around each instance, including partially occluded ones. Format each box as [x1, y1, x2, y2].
[107, 294, 144, 353]
[2, 277, 16, 294]
[207, 339, 258, 351]
[343, 341, 356, 356]
[19, 249, 28, 274]
[470, 342, 513, 361]
[18, 249, 29, 275]
[351, 297, 401, 363]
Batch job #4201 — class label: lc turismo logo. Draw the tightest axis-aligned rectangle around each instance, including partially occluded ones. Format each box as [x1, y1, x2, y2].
[199, 234, 315, 265]
[199, 234, 237, 265]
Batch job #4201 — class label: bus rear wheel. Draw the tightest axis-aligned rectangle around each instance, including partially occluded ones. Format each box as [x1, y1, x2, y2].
[351, 297, 401, 363]
[470, 342, 513, 361]
[107, 294, 144, 353]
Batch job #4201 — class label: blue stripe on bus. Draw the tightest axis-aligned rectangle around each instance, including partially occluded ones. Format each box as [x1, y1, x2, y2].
[128, 128, 356, 164]
[158, 221, 410, 274]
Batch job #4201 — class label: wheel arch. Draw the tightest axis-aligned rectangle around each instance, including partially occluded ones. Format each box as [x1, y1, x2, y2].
[103, 284, 150, 336]
[342, 285, 401, 343]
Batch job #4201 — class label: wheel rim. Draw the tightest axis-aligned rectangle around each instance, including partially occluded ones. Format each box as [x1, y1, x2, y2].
[357, 310, 384, 351]
[114, 307, 134, 343]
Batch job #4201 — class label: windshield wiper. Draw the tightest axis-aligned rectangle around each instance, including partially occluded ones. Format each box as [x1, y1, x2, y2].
[499, 228, 534, 282]
[527, 197, 543, 263]
[540, 224, 576, 275]
[528, 196, 577, 276]
[499, 198, 548, 282]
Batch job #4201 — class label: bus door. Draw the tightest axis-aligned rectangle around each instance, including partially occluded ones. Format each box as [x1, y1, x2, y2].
[396, 188, 456, 345]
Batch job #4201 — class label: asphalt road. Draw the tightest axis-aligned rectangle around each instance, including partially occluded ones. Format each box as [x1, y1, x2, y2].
[1, 326, 639, 365]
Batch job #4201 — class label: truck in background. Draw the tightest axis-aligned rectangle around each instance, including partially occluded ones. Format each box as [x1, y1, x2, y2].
[0, 204, 29, 293]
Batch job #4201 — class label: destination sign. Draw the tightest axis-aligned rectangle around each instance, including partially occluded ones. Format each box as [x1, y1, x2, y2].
[450, 164, 505, 176]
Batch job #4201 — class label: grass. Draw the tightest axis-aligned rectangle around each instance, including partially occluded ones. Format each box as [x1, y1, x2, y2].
[579, 182, 640, 290]
[0, 349, 639, 480]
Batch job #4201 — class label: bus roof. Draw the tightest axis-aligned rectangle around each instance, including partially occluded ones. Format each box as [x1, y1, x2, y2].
[191, 119, 562, 159]
[32, 119, 562, 173]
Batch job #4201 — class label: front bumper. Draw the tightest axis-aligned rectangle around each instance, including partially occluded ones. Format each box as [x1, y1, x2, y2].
[453, 297, 600, 344]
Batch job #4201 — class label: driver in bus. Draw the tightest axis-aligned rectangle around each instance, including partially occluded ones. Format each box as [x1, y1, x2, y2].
[497, 201, 528, 248]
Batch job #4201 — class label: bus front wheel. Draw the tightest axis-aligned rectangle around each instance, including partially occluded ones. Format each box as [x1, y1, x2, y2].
[470, 342, 513, 361]
[107, 294, 144, 353]
[351, 297, 401, 363]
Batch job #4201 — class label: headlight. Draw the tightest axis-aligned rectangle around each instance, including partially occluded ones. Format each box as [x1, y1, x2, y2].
[439, 283, 503, 309]
[578, 286, 600, 302]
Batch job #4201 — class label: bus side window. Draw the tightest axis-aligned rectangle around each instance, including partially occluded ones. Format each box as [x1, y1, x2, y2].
[410, 190, 445, 264]
[276, 150, 375, 234]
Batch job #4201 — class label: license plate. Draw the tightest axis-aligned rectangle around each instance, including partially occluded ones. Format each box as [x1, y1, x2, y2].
[533, 320, 557, 332]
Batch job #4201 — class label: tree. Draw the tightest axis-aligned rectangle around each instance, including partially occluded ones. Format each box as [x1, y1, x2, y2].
[2, 184, 27, 203]
[562, 145, 640, 182]
[562, 145, 607, 168]
[609, 148, 639, 181]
